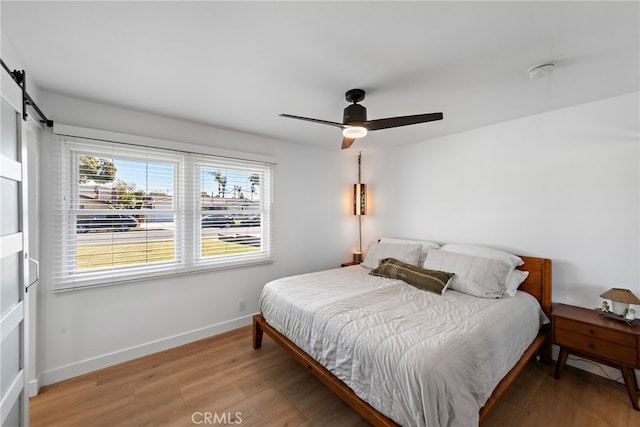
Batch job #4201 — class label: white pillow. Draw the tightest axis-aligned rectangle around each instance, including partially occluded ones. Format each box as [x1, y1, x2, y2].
[439, 243, 524, 269]
[438, 243, 528, 297]
[505, 269, 529, 297]
[379, 237, 440, 266]
[361, 242, 422, 269]
[423, 250, 511, 298]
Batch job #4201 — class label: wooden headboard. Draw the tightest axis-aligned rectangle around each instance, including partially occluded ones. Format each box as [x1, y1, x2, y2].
[517, 256, 552, 320]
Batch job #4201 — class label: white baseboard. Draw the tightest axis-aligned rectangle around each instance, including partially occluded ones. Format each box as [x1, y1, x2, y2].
[28, 377, 40, 398]
[38, 314, 255, 388]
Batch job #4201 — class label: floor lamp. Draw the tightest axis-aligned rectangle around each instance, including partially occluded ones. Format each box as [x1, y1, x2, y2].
[353, 152, 366, 263]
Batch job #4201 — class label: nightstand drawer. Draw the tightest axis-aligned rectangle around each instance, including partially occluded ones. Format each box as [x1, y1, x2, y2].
[555, 329, 637, 366]
[554, 316, 637, 347]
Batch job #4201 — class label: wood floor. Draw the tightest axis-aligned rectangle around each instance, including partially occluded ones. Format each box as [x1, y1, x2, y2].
[30, 325, 640, 427]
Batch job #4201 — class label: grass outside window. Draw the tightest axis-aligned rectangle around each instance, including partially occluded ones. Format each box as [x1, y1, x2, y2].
[76, 238, 259, 270]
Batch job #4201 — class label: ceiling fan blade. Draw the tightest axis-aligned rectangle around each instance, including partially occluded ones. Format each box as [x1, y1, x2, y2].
[341, 137, 356, 150]
[365, 112, 443, 131]
[279, 114, 344, 129]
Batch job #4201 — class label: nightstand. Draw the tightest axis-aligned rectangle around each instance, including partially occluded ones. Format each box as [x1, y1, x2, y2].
[552, 303, 640, 410]
[341, 261, 360, 267]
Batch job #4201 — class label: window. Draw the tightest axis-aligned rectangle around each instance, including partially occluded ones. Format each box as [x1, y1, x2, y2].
[52, 136, 273, 290]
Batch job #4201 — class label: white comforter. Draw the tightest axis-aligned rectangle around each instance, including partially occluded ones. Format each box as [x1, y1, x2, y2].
[260, 266, 548, 427]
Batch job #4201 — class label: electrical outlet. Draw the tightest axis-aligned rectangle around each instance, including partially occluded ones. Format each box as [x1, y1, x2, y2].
[238, 299, 246, 312]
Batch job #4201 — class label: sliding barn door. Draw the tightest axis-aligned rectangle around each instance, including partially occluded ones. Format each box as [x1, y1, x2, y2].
[1, 72, 30, 426]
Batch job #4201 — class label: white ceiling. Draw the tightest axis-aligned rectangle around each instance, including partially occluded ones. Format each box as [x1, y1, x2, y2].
[2, 1, 638, 150]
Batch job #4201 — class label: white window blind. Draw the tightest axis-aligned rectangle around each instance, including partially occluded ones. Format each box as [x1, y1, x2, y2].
[51, 135, 273, 290]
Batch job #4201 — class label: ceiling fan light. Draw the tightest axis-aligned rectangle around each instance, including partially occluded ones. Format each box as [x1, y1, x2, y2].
[343, 126, 368, 139]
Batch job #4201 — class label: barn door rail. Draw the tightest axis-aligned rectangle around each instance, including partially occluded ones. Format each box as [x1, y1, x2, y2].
[1, 58, 53, 127]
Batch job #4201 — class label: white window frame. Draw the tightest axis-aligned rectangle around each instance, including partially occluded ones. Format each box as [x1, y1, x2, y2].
[194, 155, 272, 270]
[51, 126, 274, 291]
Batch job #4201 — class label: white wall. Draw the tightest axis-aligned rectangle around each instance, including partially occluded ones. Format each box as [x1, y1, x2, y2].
[0, 31, 42, 103]
[36, 92, 359, 386]
[366, 92, 639, 308]
[364, 92, 639, 381]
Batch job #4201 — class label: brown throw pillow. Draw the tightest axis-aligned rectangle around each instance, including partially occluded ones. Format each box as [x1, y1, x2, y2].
[369, 257, 454, 295]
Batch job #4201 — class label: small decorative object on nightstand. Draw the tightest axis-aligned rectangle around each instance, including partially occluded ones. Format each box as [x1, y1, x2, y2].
[600, 288, 640, 317]
[552, 303, 640, 411]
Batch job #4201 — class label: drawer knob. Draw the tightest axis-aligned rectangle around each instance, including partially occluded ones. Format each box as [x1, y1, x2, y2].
[589, 329, 596, 335]
[589, 344, 595, 349]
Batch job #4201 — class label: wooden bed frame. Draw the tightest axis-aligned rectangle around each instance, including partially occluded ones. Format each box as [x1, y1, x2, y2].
[253, 255, 552, 426]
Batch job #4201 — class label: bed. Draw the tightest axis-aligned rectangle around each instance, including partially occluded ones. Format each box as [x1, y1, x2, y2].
[253, 243, 551, 426]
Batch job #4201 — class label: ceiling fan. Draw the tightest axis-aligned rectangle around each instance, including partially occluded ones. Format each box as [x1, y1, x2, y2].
[280, 89, 443, 149]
